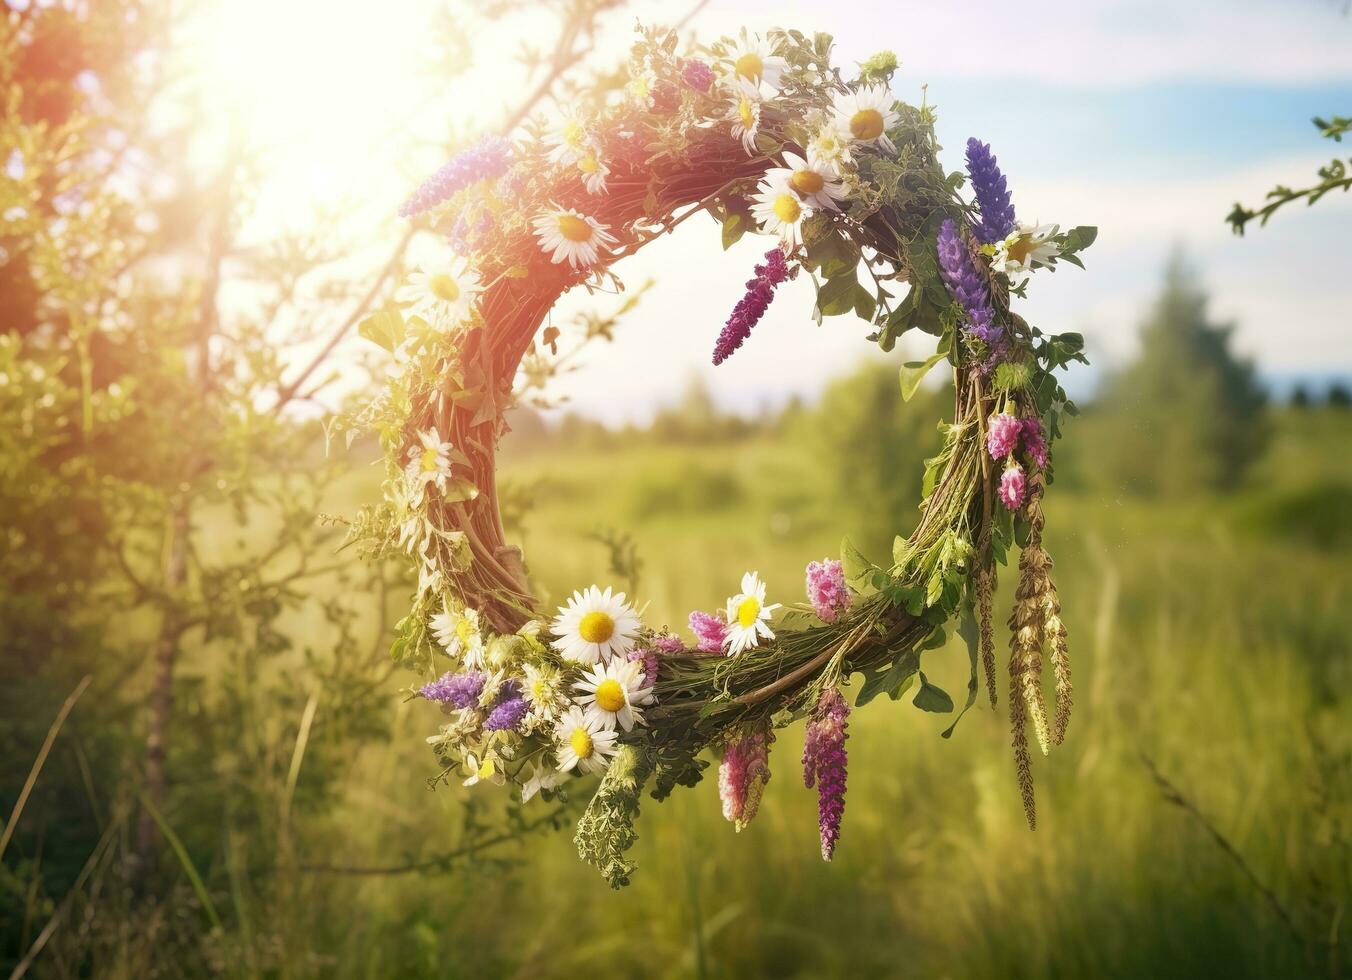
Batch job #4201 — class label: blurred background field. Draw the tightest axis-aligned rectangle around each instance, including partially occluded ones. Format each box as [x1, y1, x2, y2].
[3, 0, 1351, 977]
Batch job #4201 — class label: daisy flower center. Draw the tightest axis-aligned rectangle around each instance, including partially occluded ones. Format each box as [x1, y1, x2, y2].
[738, 98, 755, 129]
[419, 447, 441, 472]
[556, 214, 593, 242]
[790, 169, 824, 195]
[577, 154, 600, 174]
[429, 273, 460, 302]
[569, 727, 594, 759]
[1006, 236, 1035, 265]
[850, 108, 885, 141]
[736, 596, 762, 628]
[734, 52, 763, 82]
[562, 120, 585, 148]
[772, 194, 801, 224]
[456, 618, 475, 645]
[594, 679, 626, 713]
[531, 679, 551, 702]
[578, 610, 615, 644]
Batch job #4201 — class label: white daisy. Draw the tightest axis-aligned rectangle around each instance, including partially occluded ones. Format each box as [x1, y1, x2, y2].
[991, 222, 1061, 285]
[809, 126, 853, 172]
[576, 150, 609, 195]
[395, 254, 482, 331]
[752, 175, 813, 249]
[723, 571, 782, 655]
[429, 604, 486, 667]
[573, 659, 654, 733]
[725, 78, 763, 156]
[724, 31, 787, 89]
[831, 85, 900, 155]
[554, 705, 618, 775]
[550, 585, 642, 664]
[462, 752, 505, 787]
[522, 661, 565, 725]
[626, 69, 656, 108]
[546, 111, 590, 166]
[765, 150, 847, 211]
[406, 427, 454, 498]
[532, 207, 617, 270]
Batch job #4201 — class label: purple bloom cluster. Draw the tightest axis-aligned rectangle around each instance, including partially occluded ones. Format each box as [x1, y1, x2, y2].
[628, 646, 660, 686]
[937, 219, 1006, 362]
[682, 58, 714, 93]
[420, 670, 485, 709]
[689, 610, 729, 653]
[1022, 417, 1048, 469]
[965, 138, 1016, 245]
[802, 687, 850, 861]
[712, 248, 793, 366]
[806, 558, 851, 624]
[398, 135, 512, 218]
[483, 679, 526, 732]
[719, 730, 773, 831]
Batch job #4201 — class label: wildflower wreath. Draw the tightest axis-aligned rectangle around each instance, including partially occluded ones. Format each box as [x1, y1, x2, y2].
[346, 26, 1096, 887]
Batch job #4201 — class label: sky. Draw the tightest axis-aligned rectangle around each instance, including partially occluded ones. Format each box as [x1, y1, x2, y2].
[189, 0, 1352, 423]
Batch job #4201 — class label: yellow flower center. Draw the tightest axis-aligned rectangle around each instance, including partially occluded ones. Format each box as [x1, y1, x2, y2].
[429, 273, 460, 302]
[577, 154, 600, 174]
[594, 678, 626, 713]
[772, 194, 801, 224]
[850, 108, 885, 141]
[738, 97, 755, 129]
[790, 169, 824, 195]
[1006, 236, 1035, 266]
[737, 596, 762, 628]
[556, 214, 593, 242]
[456, 617, 475, 646]
[562, 120, 585, 148]
[530, 679, 550, 703]
[419, 447, 441, 473]
[734, 52, 763, 82]
[570, 727, 594, 759]
[477, 757, 496, 779]
[578, 610, 615, 644]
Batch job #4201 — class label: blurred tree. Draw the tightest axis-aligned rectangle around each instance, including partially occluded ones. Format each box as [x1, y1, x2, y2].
[1094, 252, 1268, 497]
[796, 360, 949, 557]
[1289, 384, 1312, 409]
[1328, 381, 1352, 409]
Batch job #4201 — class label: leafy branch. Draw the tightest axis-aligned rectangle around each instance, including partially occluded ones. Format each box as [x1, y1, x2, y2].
[1227, 115, 1352, 235]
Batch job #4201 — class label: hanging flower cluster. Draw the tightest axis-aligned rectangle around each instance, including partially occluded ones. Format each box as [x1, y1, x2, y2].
[341, 22, 1096, 887]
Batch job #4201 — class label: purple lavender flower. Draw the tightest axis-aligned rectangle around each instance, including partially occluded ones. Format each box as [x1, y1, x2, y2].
[937, 218, 1005, 363]
[398, 135, 512, 218]
[719, 730, 773, 831]
[712, 248, 793, 365]
[965, 138, 1016, 245]
[419, 670, 486, 709]
[689, 610, 729, 654]
[987, 412, 1022, 460]
[1022, 417, 1048, 469]
[802, 687, 850, 861]
[483, 697, 528, 731]
[999, 462, 1027, 510]
[806, 558, 851, 623]
[682, 58, 714, 93]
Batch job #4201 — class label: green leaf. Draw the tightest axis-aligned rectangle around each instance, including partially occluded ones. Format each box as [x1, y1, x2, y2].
[942, 603, 981, 738]
[900, 345, 949, 402]
[853, 285, 877, 322]
[816, 273, 860, 317]
[357, 310, 405, 352]
[840, 535, 877, 589]
[856, 648, 920, 707]
[912, 671, 954, 713]
[721, 212, 747, 250]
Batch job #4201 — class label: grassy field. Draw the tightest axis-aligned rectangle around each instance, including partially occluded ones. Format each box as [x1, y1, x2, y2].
[231, 408, 1352, 979]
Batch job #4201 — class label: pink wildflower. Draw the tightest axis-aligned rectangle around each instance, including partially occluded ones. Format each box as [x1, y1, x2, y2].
[627, 647, 660, 686]
[718, 729, 773, 831]
[652, 632, 686, 654]
[802, 687, 850, 861]
[681, 58, 714, 93]
[986, 412, 1022, 460]
[688, 610, 729, 653]
[806, 558, 851, 623]
[1022, 416, 1048, 468]
[999, 462, 1027, 509]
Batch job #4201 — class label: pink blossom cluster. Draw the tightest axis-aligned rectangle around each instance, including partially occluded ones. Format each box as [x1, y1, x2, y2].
[806, 558, 851, 623]
[718, 730, 773, 831]
[802, 686, 850, 861]
[688, 610, 729, 653]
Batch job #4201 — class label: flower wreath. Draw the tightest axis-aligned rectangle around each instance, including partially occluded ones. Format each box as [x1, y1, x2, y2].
[347, 25, 1096, 887]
